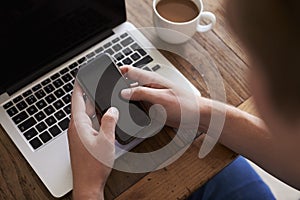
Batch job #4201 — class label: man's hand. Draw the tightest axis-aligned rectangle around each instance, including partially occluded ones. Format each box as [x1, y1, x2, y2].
[120, 66, 211, 131]
[68, 81, 119, 200]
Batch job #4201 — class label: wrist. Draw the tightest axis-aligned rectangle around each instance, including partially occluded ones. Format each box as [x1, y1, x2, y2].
[73, 187, 104, 200]
[198, 97, 213, 132]
[73, 179, 106, 200]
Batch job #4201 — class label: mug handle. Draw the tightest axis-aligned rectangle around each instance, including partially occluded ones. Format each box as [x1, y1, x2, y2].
[197, 11, 216, 33]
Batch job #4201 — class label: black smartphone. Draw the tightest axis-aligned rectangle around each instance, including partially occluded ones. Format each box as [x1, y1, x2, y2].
[76, 53, 151, 145]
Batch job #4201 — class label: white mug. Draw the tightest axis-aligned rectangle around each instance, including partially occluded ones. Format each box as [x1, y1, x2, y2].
[153, 0, 216, 44]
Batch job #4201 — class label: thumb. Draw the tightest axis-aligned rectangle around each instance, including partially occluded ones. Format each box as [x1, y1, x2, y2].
[99, 107, 119, 143]
[121, 86, 165, 104]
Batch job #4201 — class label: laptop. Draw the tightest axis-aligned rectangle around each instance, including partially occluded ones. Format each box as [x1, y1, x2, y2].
[0, 0, 200, 198]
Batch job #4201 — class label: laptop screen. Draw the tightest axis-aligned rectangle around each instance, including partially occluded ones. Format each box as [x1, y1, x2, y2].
[0, 0, 126, 94]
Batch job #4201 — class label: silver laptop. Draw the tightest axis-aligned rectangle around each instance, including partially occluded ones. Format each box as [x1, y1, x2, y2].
[0, 0, 200, 197]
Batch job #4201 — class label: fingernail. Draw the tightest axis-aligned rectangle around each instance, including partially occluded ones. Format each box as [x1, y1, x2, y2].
[121, 88, 132, 98]
[108, 107, 119, 116]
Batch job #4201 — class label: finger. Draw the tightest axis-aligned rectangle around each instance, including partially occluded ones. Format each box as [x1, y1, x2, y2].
[121, 86, 169, 104]
[119, 65, 131, 75]
[76, 108, 118, 167]
[99, 107, 119, 143]
[120, 66, 170, 88]
[71, 81, 87, 115]
[85, 96, 96, 118]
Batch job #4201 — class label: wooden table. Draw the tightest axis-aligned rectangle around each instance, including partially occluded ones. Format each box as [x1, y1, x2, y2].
[0, 0, 254, 199]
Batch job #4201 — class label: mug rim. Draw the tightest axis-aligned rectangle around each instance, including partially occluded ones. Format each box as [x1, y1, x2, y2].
[153, 0, 204, 25]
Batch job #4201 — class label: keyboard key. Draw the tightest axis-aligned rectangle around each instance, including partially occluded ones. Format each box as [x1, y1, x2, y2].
[133, 55, 153, 68]
[41, 78, 51, 86]
[39, 131, 52, 143]
[63, 104, 71, 114]
[34, 111, 46, 121]
[130, 43, 141, 50]
[36, 99, 47, 109]
[18, 117, 37, 132]
[27, 105, 38, 115]
[35, 89, 46, 99]
[136, 48, 147, 56]
[32, 84, 42, 91]
[44, 105, 55, 115]
[112, 44, 122, 52]
[62, 94, 71, 104]
[105, 48, 114, 55]
[54, 89, 65, 98]
[25, 95, 37, 105]
[58, 118, 70, 131]
[53, 78, 64, 88]
[120, 32, 128, 38]
[63, 83, 73, 93]
[104, 42, 112, 49]
[23, 90, 32, 97]
[113, 36, 121, 42]
[3, 101, 13, 109]
[6, 106, 18, 117]
[77, 57, 86, 64]
[59, 68, 69, 75]
[49, 125, 62, 137]
[71, 68, 79, 77]
[44, 84, 55, 93]
[36, 121, 47, 132]
[130, 53, 141, 61]
[69, 62, 78, 69]
[152, 64, 161, 71]
[12, 111, 28, 124]
[29, 137, 43, 150]
[24, 128, 38, 140]
[16, 100, 28, 111]
[95, 47, 104, 54]
[116, 62, 122, 67]
[86, 52, 95, 59]
[122, 58, 133, 65]
[13, 96, 22, 104]
[143, 67, 151, 71]
[123, 47, 132, 56]
[54, 110, 66, 120]
[53, 100, 64, 110]
[114, 52, 124, 61]
[50, 73, 60, 81]
[45, 94, 56, 104]
[45, 116, 56, 126]
[62, 73, 73, 83]
[121, 37, 134, 47]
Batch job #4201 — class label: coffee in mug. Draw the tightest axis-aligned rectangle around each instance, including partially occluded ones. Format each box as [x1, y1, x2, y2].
[153, 0, 216, 44]
[156, 0, 199, 23]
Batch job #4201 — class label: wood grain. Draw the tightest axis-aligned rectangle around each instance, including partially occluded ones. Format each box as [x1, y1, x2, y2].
[0, 0, 253, 199]
[237, 97, 260, 117]
[115, 137, 237, 200]
[115, 98, 258, 200]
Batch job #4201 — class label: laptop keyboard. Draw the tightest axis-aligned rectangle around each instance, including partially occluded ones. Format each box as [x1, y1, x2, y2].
[3, 32, 161, 151]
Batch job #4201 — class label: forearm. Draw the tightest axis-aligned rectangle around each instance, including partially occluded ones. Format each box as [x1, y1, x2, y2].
[202, 100, 300, 189]
[217, 104, 272, 161]
[198, 99, 272, 160]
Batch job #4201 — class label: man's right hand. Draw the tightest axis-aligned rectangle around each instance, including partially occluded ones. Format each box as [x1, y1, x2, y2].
[120, 66, 211, 131]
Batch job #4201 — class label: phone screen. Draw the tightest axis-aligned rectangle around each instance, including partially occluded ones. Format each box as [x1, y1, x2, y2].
[76, 53, 151, 144]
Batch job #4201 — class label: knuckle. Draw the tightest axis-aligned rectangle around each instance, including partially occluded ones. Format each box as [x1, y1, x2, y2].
[134, 87, 144, 96]
[102, 113, 116, 124]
